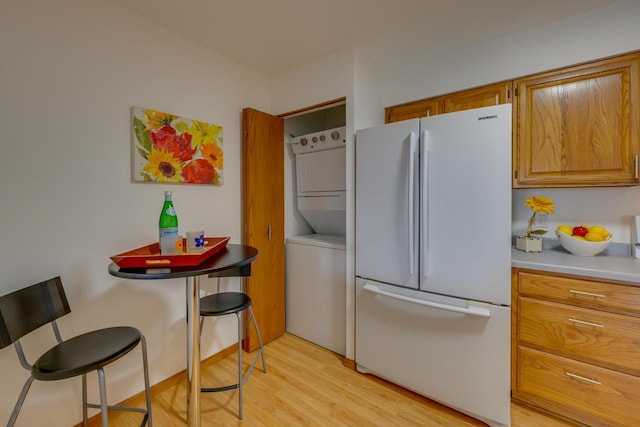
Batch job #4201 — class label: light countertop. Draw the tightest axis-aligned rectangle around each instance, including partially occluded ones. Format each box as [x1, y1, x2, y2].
[512, 240, 640, 285]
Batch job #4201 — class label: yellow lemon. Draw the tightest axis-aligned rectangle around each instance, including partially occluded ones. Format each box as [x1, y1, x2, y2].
[589, 225, 606, 235]
[557, 225, 572, 235]
[571, 235, 586, 240]
[585, 232, 605, 242]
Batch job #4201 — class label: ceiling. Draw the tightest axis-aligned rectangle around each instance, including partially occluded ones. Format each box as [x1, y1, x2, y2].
[108, 0, 618, 78]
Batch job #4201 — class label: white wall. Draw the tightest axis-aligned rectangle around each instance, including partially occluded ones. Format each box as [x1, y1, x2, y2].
[0, 1, 270, 425]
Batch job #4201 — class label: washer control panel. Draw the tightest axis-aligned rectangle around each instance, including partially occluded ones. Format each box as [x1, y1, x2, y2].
[290, 126, 346, 154]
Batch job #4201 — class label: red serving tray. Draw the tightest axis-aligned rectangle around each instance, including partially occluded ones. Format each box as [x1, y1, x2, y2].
[110, 237, 230, 268]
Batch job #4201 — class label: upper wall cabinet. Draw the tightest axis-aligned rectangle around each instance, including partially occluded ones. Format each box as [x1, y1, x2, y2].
[443, 81, 512, 113]
[385, 96, 444, 123]
[514, 53, 640, 188]
[385, 81, 512, 123]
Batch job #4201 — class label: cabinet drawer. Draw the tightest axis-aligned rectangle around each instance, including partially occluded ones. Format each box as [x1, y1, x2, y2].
[519, 297, 640, 374]
[518, 346, 640, 427]
[518, 271, 640, 313]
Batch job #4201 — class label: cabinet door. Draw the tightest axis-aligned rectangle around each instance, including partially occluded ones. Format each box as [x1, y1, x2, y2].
[444, 81, 512, 113]
[385, 97, 444, 123]
[242, 108, 285, 351]
[385, 81, 512, 124]
[514, 53, 640, 187]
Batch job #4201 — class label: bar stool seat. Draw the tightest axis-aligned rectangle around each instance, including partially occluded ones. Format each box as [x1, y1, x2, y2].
[199, 291, 266, 419]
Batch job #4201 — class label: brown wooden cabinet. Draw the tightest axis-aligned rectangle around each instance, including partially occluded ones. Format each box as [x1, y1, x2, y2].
[385, 50, 640, 189]
[512, 268, 640, 426]
[385, 96, 444, 123]
[513, 52, 640, 188]
[385, 80, 512, 123]
[241, 108, 286, 351]
[443, 81, 512, 113]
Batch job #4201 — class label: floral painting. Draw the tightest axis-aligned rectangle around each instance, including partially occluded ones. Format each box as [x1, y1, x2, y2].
[132, 106, 223, 185]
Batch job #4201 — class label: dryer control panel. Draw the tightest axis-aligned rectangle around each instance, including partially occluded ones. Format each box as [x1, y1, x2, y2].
[290, 126, 346, 154]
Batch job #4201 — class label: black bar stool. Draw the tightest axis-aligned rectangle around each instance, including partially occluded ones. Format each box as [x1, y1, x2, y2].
[0, 276, 152, 427]
[199, 271, 266, 420]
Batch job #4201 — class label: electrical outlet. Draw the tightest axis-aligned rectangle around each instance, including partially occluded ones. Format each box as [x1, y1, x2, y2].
[534, 213, 548, 229]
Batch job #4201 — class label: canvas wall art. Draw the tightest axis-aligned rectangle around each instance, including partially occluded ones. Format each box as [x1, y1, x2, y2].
[132, 106, 223, 185]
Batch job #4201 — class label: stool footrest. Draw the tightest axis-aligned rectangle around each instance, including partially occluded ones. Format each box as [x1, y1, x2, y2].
[202, 384, 238, 393]
[84, 403, 149, 426]
[200, 348, 265, 393]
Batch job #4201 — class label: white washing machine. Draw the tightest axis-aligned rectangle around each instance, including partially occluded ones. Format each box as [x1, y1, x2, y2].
[286, 234, 346, 355]
[290, 127, 346, 235]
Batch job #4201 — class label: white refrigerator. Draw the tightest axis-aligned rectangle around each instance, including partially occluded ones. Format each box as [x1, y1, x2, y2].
[355, 104, 512, 426]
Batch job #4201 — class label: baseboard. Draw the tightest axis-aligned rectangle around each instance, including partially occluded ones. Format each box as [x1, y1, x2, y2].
[342, 357, 356, 370]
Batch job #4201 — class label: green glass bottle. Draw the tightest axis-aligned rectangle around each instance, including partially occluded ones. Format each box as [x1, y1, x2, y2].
[159, 191, 179, 246]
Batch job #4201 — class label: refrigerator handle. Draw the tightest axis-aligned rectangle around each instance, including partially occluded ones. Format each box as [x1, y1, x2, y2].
[363, 282, 492, 317]
[420, 130, 429, 280]
[408, 132, 417, 275]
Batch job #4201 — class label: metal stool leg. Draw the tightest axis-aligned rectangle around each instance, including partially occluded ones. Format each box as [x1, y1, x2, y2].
[249, 306, 267, 373]
[236, 311, 244, 420]
[97, 367, 109, 426]
[141, 335, 153, 426]
[7, 376, 34, 427]
[82, 374, 89, 426]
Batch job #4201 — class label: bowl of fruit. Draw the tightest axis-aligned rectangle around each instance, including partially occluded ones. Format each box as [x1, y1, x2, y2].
[556, 224, 612, 256]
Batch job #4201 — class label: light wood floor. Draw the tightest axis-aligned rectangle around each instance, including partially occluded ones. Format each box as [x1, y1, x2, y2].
[87, 333, 576, 426]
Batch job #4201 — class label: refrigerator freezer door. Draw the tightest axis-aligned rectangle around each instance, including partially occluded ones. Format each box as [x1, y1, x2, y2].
[356, 278, 510, 426]
[355, 119, 420, 289]
[420, 104, 512, 305]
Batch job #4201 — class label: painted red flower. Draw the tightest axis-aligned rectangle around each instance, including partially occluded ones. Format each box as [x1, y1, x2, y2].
[181, 159, 216, 184]
[150, 125, 195, 162]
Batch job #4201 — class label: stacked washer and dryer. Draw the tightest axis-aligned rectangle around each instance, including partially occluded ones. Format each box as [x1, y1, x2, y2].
[285, 126, 346, 355]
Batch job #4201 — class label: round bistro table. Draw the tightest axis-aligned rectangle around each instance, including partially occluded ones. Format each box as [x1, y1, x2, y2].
[108, 244, 258, 427]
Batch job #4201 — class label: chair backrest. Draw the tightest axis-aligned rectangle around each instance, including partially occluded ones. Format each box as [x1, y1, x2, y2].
[0, 276, 71, 349]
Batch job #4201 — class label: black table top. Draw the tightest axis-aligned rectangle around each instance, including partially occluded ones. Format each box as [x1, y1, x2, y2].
[108, 244, 258, 280]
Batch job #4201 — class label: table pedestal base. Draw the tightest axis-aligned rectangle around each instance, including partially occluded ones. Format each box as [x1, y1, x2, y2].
[186, 276, 201, 427]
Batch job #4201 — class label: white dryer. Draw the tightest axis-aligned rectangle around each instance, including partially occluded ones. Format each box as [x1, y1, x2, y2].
[290, 127, 346, 235]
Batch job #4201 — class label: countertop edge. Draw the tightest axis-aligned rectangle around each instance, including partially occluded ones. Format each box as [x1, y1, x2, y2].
[512, 243, 640, 286]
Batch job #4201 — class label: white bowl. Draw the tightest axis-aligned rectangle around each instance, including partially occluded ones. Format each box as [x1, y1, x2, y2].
[556, 230, 612, 256]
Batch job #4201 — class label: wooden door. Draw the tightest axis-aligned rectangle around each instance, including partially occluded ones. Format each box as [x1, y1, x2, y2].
[242, 108, 285, 351]
[514, 52, 640, 187]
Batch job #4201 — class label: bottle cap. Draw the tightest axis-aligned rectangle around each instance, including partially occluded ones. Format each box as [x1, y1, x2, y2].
[165, 191, 172, 196]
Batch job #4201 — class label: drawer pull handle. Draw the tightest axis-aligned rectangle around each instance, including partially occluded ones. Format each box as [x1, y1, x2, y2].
[569, 289, 606, 298]
[566, 372, 602, 385]
[569, 318, 604, 328]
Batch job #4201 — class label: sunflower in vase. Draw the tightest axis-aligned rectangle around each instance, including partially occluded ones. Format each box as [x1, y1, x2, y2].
[524, 196, 555, 237]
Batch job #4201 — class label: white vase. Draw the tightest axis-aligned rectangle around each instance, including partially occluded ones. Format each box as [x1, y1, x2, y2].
[516, 236, 542, 253]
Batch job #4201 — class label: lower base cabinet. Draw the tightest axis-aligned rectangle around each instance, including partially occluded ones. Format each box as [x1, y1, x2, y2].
[512, 269, 640, 427]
